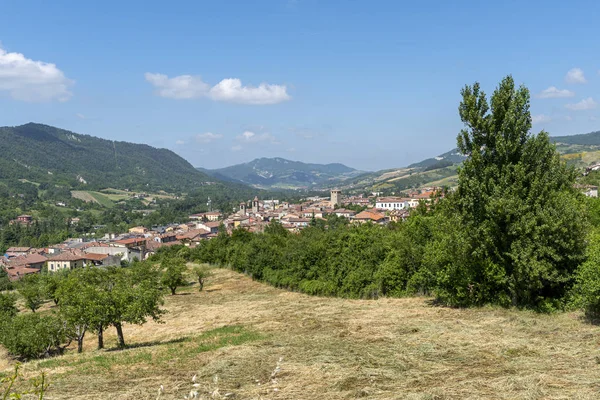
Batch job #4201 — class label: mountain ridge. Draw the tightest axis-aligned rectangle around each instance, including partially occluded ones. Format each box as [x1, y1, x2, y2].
[0, 123, 213, 191]
[199, 157, 366, 189]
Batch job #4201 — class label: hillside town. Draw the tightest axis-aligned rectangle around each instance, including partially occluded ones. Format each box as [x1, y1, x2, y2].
[1, 188, 442, 282]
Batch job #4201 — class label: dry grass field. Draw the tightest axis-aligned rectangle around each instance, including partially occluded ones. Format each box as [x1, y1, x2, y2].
[3, 267, 600, 399]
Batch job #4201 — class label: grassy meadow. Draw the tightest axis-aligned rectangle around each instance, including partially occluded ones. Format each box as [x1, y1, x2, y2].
[2, 267, 600, 399]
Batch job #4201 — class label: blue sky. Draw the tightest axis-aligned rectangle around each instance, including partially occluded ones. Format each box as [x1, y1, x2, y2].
[1, 0, 599, 171]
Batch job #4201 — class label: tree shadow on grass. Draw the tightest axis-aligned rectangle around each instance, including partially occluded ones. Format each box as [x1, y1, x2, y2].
[106, 337, 189, 352]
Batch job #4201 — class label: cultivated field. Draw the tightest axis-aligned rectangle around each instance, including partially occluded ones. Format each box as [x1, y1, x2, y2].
[3, 267, 600, 399]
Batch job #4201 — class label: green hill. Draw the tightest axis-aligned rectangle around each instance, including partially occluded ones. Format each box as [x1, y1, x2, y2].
[0, 123, 212, 192]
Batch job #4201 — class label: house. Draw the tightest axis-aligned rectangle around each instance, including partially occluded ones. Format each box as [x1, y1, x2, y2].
[334, 209, 356, 218]
[204, 212, 222, 222]
[3, 265, 40, 281]
[128, 226, 148, 235]
[389, 209, 410, 222]
[8, 253, 47, 269]
[197, 221, 221, 234]
[47, 251, 87, 272]
[5, 247, 33, 258]
[288, 217, 311, 228]
[353, 210, 387, 224]
[176, 229, 210, 246]
[375, 197, 410, 211]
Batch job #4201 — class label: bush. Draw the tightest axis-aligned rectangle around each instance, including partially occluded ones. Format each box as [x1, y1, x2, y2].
[571, 231, 600, 319]
[0, 313, 68, 359]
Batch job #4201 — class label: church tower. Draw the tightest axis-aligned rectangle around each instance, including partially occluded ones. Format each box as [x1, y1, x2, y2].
[252, 196, 259, 214]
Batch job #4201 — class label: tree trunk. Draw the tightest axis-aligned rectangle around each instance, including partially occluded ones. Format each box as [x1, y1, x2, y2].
[170, 286, 176, 295]
[97, 325, 104, 350]
[77, 338, 84, 353]
[115, 322, 126, 348]
[198, 278, 204, 291]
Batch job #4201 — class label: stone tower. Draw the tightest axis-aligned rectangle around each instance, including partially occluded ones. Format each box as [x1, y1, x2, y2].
[239, 201, 247, 215]
[252, 196, 259, 214]
[330, 189, 341, 207]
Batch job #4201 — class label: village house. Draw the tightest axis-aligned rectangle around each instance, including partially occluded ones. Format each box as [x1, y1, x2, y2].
[5, 247, 33, 258]
[334, 209, 356, 218]
[176, 229, 210, 246]
[353, 210, 388, 224]
[197, 221, 221, 234]
[375, 197, 410, 211]
[9, 215, 33, 226]
[128, 226, 148, 235]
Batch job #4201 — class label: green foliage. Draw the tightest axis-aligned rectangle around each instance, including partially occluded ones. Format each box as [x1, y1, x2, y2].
[0, 313, 69, 360]
[161, 259, 188, 295]
[0, 292, 18, 318]
[0, 123, 212, 192]
[0, 269, 12, 292]
[437, 76, 588, 309]
[17, 274, 45, 313]
[191, 265, 212, 291]
[571, 230, 600, 319]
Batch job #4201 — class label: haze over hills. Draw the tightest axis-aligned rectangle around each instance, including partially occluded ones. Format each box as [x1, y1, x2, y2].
[335, 129, 600, 195]
[199, 157, 366, 189]
[0, 123, 214, 192]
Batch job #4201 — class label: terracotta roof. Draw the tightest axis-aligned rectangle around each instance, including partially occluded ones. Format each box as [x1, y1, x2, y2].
[114, 238, 146, 245]
[82, 253, 109, 261]
[47, 250, 86, 262]
[6, 247, 32, 253]
[177, 229, 210, 241]
[354, 211, 386, 221]
[9, 253, 47, 267]
[5, 266, 40, 281]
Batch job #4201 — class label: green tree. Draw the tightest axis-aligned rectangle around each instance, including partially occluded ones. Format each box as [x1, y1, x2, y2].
[192, 265, 211, 291]
[161, 259, 187, 295]
[17, 274, 45, 313]
[437, 76, 588, 308]
[0, 313, 69, 359]
[571, 229, 600, 319]
[0, 292, 18, 318]
[56, 268, 105, 353]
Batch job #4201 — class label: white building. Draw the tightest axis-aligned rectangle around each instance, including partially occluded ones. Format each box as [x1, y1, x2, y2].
[375, 197, 410, 211]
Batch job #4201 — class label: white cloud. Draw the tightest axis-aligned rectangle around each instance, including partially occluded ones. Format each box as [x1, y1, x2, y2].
[565, 68, 586, 84]
[565, 115, 573, 121]
[532, 114, 552, 124]
[536, 86, 574, 99]
[195, 132, 223, 143]
[175, 140, 185, 145]
[591, 116, 598, 121]
[209, 78, 290, 105]
[144, 73, 209, 99]
[565, 97, 597, 111]
[231, 145, 243, 152]
[236, 130, 277, 143]
[76, 113, 86, 119]
[0, 45, 73, 102]
[145, 73, 290, 105]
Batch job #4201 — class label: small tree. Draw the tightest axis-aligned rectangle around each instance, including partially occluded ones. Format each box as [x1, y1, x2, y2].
[17, 274, 45, 313]
[192, 265, 212, 291]
[0, 313, 70, 359]
[161, 259, 187, 295]
[0, 292, 18, 317]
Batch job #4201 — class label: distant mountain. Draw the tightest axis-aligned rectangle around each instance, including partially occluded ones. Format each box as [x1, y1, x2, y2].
[407, 148, 467, 169]
[201, 157, 365, 189]
[0, 123, 213, 191]
[338, 129, 600, 195]
[552, 131, 600, 146]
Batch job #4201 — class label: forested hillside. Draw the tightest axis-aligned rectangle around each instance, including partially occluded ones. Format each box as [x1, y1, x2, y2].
[0, 123, 212, 191]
